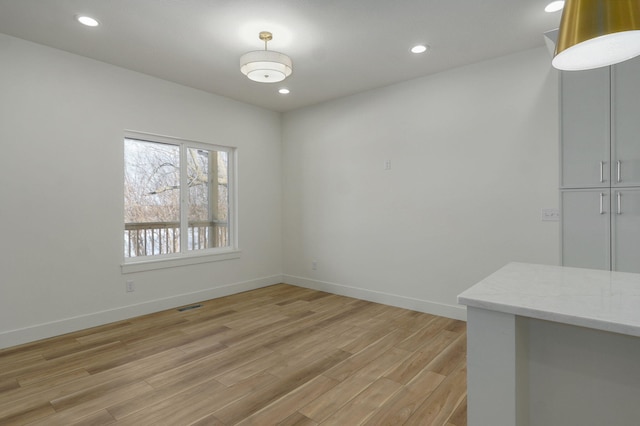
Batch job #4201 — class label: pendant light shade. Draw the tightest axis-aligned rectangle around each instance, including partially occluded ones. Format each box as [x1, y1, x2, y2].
[240, 32, 292, 83]
[240, 50, 292, 83]
[553, 0, 640, 70]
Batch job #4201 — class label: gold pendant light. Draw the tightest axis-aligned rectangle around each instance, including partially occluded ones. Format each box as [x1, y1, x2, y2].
[553, 0, 640, 70]
[240, 31, 293, 83]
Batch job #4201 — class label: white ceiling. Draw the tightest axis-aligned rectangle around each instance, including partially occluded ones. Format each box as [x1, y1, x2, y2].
[0, 0, 561, 112]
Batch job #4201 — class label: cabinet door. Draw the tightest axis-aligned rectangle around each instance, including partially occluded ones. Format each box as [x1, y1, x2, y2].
[612, 56, 640, 187]
[561, 190, 610, 270]
[560, 68, 610, 188]
[612, 189, 640, 273]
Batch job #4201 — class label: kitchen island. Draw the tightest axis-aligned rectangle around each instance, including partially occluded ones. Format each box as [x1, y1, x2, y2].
[458, 262, 640, 426]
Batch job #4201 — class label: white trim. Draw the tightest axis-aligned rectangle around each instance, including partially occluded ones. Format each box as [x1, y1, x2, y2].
[283, 274, 467, 321]
[124, 130, 234, 153]
[0, 274, 282, 350]
[121, 250, 241, 274]
[229, 147, 239, 250]
[179, 141, 188, 252]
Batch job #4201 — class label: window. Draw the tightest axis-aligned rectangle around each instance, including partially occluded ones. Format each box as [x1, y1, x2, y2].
[124, 132, 235, 264]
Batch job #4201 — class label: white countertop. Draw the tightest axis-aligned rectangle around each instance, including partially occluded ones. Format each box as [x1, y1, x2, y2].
[458, 262, 640, 337]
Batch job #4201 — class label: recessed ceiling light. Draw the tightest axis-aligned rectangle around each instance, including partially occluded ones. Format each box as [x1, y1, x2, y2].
[278, 88, 290, 95]
[545, 1, 565, 13]
[76, 15, 99, 27]
[411, 44, 429, 54]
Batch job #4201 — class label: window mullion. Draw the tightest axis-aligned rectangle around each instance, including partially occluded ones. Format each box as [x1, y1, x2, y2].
[228, 148, 236, 249]
[179, 143, 189, 253]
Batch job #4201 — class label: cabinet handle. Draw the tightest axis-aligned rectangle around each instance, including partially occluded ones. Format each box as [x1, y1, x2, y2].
[600, 161, 605, 183]
[600, 192, 606, 214]
[617, 160, 622, 183]
[617, 192, 622, 215]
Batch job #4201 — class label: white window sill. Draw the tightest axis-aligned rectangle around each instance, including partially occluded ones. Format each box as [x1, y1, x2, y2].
[121, 249, 241, 274]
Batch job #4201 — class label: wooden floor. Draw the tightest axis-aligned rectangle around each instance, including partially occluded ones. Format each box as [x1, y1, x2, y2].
[0, 284, 467, 425]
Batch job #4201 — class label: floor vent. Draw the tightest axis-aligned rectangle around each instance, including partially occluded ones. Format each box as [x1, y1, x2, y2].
[178, 304, 202, 312]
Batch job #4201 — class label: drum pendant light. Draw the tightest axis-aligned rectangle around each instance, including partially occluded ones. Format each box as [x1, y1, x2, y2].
[240, 31, 293, 83]
[553, 0, 640, 70]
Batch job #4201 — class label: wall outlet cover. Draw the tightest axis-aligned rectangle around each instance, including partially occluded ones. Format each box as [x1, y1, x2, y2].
[541, 208, 560, 221]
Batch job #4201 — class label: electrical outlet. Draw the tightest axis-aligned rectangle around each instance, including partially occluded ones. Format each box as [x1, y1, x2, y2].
[312, 260, 317, 271]
[541, 208, 560, 222]
[126, 280, 135, 292]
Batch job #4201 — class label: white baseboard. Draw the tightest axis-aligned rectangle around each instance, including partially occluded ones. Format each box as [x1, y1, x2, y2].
[1, 274, 466, 350]
[0, 275, 283, 350]
[283, 275, 467, 321]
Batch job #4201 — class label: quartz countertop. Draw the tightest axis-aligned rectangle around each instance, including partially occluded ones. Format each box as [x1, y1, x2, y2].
[458, 262, 640, 337]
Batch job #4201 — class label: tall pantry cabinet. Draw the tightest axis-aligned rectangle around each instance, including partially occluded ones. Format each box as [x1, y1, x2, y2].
[560, 56, 640, 273]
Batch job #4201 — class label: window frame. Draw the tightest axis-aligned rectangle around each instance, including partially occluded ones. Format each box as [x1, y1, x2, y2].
[121, 131, 239, 274]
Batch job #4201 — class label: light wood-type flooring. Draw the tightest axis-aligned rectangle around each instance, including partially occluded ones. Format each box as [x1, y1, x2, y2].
[0, 284, 467, 425]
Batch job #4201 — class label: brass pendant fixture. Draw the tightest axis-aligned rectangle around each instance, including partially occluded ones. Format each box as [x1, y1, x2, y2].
[240, 31, 293, 83]
[553, 0, 640, 70]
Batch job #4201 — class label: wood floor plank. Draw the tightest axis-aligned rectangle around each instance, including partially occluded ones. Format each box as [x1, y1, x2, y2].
[266, 342, 349, 381]
[234, 374, 339, 426]
[0, 401, 56, 425]
[395, 316, 456, 352]
[0, 353, 74, 385]
[318, 377, 402, 425]
[389, 310, 438, 331]
[339, 326, 397, 354]
[404, 360, 467, 426]
[447, 395, 468, 426]
[144, 345, 275, 390]
[298, 346, 410, 423]
[72, 408, 117, 426]
[175, 331, 230, 355]
[28, 381, 151, 425]
[424, 332, 467, 376]
[109, 370, 274, 421]
[262, 308, 370, 353]
[114, 377, 228, 425]
[41, 339, 123, 361]
[323, 329, 411, 382]
[73, 322, 135, 345]
[0, 284, 467, 426]
[0, 348, 186, 420]
[362, 369, 446, 425]
[0, 351, 46, 374]
[383, 329, 461, 385]
[0, 378, 19, 393]
[18, 367, 90, 388]
[212, 350, 351, 425]
[219, 310, 316, 347]
[278, 412, 319, 426]
[271, 321, 353, 357]
[298, 375, 377, 423]
[216, 350, 285, 386]
[300, 294, 351, 313]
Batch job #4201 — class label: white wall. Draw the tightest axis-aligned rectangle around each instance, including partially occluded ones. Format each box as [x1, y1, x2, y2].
[0, 34, 561, 348]
[0, 34, 283, 349]
[282, 47, 560, 319]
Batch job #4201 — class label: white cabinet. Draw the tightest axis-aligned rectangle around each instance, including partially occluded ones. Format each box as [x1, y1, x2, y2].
[561, 190, 610, 271]
[560, 56, 640, 273]
[612, 60, 640, 187]
[611, 188, 640, 272]
[561, 56, 640, 189]
[562, 188, 640, 274]
[560, 67, 610, 188]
